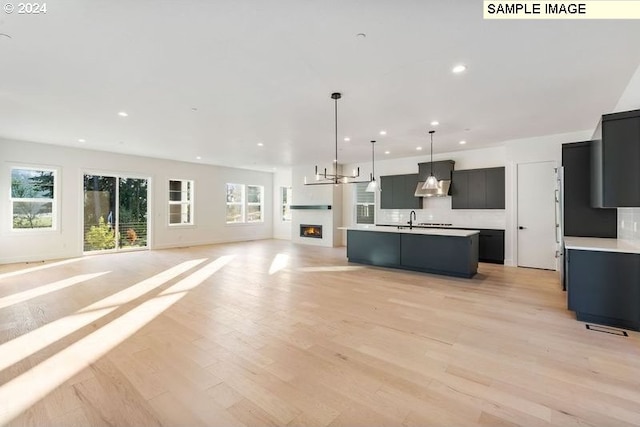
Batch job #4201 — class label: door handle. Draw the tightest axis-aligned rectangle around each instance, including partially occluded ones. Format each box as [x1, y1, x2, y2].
[518, 226, 526, 230]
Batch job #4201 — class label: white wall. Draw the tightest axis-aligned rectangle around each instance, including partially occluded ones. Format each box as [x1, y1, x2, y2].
[272, 169, 292, 240]
[0, 139, 273, 264]
[290, 164, 341, 247]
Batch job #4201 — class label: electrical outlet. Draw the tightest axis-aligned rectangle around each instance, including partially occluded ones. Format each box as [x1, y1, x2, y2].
[621, 220, 625, 229]
[635, 222, 638, 233]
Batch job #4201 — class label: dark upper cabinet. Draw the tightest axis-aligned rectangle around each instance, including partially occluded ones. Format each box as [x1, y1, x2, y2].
[591, 109, 640, 208]
[562, 141, 617, 238]
[451, 167, 505, 209]
[468, 169, 486, 208]
[451, 170, 469, 209]
[417, 160, 455, 181]
[485, 167, 506, 208]
[380, 174, 421, 209]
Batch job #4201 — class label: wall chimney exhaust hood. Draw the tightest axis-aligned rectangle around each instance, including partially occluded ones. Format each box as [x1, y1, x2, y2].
[414, 160, 455, 197]
[414, 180, 451, 197]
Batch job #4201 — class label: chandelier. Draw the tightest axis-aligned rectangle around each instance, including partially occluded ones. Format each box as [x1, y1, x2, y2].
[305, 92, 370, 186]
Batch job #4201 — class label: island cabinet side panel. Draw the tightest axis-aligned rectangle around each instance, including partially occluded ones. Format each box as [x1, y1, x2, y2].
[567, 249, 640, 330]
[400, 234, 478, 278]
[346, 230, 401, 266]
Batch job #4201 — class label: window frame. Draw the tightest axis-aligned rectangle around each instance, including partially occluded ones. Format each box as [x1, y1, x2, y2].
[168, 179, 194, 227]
[354, 182, 375, 225]
[225, 183, 264, 225]
[281, 186, 292, 222]
[10, 165, 59, 233]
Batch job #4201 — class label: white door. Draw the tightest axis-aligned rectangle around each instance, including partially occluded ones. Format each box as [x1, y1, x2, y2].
[517, 161, 557, 269]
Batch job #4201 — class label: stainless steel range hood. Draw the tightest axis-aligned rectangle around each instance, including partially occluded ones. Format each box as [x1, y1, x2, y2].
[414, 180, 451, 197]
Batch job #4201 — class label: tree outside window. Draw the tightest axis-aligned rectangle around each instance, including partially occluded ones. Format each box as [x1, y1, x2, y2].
[11, 167, 56, 230]
[226, 183, 245, 223]
[226, 183, 264, 223]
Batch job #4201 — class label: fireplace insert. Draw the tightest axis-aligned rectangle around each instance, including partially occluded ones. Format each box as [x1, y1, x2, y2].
[300, 224, 322, 238]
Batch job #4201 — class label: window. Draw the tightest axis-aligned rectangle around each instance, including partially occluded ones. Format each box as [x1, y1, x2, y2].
[355, 182, 375, 224]
[247, 185, 263, 222]
[226, 183, 264, 223]
[168, 179, 193, 225]
[11, 167, 57, 230]
[281, 186, 292, 221]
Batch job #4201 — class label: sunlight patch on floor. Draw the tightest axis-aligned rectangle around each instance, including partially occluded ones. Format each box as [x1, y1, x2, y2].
[269, 253, 289, 275]
[0, 257, 88, 281]
[0, 272, 110, 309]
[0, 259, 206, 372]
[0, 256, 232, 424]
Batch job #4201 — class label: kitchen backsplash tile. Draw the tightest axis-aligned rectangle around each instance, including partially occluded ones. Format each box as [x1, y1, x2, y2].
[618, 207, 640, 241]
[377, 197, 506, 229]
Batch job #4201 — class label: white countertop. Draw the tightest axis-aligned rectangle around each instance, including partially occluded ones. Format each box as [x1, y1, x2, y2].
[564, 237, 640, 254]
[340, 225, 479, 237]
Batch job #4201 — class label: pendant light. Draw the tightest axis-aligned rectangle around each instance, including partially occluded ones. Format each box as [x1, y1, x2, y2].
[305, 92, 368, 186]
[422, 130, 438, 190]
[365, 140, 378, 192]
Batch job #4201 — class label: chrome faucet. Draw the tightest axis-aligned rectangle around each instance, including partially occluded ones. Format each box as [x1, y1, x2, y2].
[408, 210, 416, 230]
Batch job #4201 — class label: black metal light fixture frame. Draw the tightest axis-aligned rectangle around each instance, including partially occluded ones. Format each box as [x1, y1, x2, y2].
[305, 92, 370, 186]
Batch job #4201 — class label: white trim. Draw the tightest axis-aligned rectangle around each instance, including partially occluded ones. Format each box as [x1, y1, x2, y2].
[9, 165, 59, 233]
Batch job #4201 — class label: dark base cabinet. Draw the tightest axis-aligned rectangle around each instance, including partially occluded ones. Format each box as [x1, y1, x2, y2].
[566, 249, 640, 331]
[347, 230, 478, 278]
[478, 229, 505, 264]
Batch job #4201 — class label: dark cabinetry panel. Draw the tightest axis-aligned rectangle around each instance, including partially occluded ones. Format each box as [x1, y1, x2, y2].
[347, 230, 478, 278]
[401, 234, 477, 276]
[591, 109, 640, 208]
[417, 161, 455, 181]
[562, 142, 617, 237]
[346, 231, 401, 267]
[567, 249, 640, 331]
[478, 229, 505, 264]
[485, 167, 506, 208]
[380, 174, 420, 209]
[451, 170, 469, 209]
[452, 167, 505, 209]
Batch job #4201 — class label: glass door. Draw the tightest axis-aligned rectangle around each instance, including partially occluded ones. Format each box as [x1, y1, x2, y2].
[83, 174, 149, 253]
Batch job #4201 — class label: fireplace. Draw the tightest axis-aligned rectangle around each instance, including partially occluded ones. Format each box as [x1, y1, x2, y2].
[300, 224, 323, 239]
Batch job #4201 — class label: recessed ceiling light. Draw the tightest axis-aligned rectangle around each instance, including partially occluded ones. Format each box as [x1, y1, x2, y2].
[78, 138, 86, 143]
[384, 151, 390, 155]
[191, 107, 198, 112]
[416, 147, 422, 151]
[344, 137, 351, 142]
[459, 140, 467, 145]
[356, 33, 366, 38]
[196, 156, 202, 160]
[257, 142, 264, 147]
[379, 130, 387, 136]
[452, 64, 467, 74]
[118, 111, 128, 117]
[430, 121, 439, 126]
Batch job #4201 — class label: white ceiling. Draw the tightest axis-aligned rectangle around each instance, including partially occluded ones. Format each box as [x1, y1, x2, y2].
[1, 1, 639, 171]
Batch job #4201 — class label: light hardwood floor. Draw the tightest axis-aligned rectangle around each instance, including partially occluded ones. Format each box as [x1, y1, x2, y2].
[0, 240, 639, 427]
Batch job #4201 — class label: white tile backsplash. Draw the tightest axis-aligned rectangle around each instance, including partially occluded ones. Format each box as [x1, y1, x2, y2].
[377, 197, 506, 229]
[618, 207, 640, 241]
